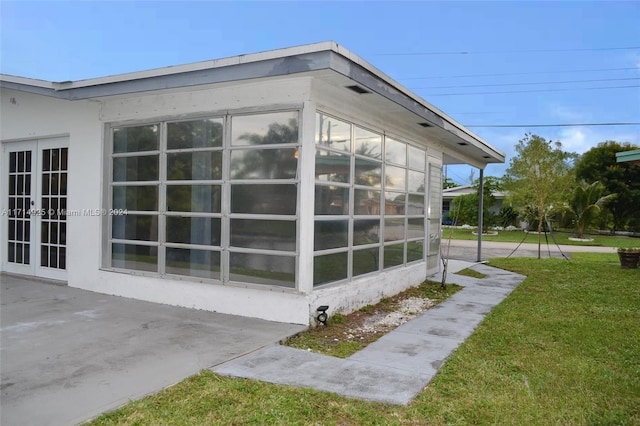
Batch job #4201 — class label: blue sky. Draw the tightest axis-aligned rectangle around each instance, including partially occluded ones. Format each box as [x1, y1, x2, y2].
[1, 1, 638, 184]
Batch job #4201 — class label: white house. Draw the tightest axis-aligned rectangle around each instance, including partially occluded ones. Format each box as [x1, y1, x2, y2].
[0, 42, 504, 325]
[442, 184, 508, 223]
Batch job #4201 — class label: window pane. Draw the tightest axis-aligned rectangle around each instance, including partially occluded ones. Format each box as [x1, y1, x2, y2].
[111, 243, 157, 272]
[167, 185, 221, 213]
[167, 119, 223, 149]
[166, 248, 220, 280]
[408, 171, 425, 193]
[315, 185, 349, 215]
[166, 217, 221, 246]
[315, 149, 350, 183]
[384, 243, 405, 268]
[353, 247, 379, 276]
[384, 192, 405, 215]
[231, 184, 296, 215]
[167, 151, 222, 180]
[408, 145, 425, 170]
[231, 219, 296, 251]
[354, 158, 381, 187]
[407, 241, 424, 263]
[385, 138, 406, 166]
[232, 112, 298, 146]
[407, 217, 425, 239]
[112, 215, 158, 241]
[113, 155, 158, 182]
[113, 186, 158, 211]
[230, 149, 297, 179]
[407, 195, 425, 215]
[315, 114, 350, 152]
[314, 220, 348, 251]
[429, 218, 441, 256]
[384, 218, 405, 242]
[354, 189, 380, 215]
[314, 252, 348, 286]
[354, 126, 382, 159]
[113, 125, 159, 153]
[353, 219, 380, 245]
[385, 165, 406, 190]
[229, 252, 295, 287]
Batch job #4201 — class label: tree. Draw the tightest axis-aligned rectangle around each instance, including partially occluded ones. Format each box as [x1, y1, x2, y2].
[504, 133, 575, 258]
[449, 176, 502, 230]
[558, 181, 616, 239]
[574, 141, 640, 232]
[442, 177, 458, 189]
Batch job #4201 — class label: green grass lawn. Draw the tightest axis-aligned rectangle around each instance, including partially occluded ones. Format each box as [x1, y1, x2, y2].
[87, 253, 639, 425]
[443, 227, 640, 248]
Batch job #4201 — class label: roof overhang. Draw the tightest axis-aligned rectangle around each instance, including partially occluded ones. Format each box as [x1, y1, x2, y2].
[1, 41, 504, 168]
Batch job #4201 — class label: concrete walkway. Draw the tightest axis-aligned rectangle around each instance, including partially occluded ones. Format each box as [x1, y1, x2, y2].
[213, 261, 526, 405]
[0, 274, 305, 426]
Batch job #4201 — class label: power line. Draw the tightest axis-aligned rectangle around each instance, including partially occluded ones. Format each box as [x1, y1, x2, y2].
[411, 77, 640, 90]
[398, 67, 639, 80]
[373, 46, 640, 56]
[465, 122, 640, 128]
[425, 84, 640, 96]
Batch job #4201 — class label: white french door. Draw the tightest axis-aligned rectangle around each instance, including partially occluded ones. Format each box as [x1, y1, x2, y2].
[3, 137, 68, 281]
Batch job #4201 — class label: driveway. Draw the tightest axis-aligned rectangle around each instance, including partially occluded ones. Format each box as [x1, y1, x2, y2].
[0, 274, 305, 426]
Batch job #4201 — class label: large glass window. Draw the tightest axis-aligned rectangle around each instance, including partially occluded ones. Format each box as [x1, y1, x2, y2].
[313, 113, 428, 286]
[108, 112, 299, 288]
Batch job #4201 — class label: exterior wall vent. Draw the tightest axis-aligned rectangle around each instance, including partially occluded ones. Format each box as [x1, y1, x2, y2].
[346, 85, 371, 94]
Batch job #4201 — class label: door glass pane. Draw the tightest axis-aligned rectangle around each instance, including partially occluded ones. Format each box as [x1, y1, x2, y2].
[167, 119, 223, 149]
[7, 149, 32, 265]
[229, 252, 295, 287]
[231, 112, 298, 146]
[166, 248, 220, 280]
[230, 149, 297, 179]
[231, 219, 296, 251]
[313, 252, 348, 286]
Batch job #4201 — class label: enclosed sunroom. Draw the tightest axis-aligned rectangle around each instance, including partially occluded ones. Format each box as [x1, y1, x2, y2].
[0, 42, 504, 325]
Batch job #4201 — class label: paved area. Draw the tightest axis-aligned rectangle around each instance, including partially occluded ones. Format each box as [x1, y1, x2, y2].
[213, 260, 526, 405]
[0, 274, 305, 426]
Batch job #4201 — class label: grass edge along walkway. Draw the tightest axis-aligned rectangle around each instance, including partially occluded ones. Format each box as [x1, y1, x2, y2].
[88, 253, 639, 425]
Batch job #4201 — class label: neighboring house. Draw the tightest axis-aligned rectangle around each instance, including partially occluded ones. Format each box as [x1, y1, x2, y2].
[616, 149, 640, 166]
[0, 42, 504, 325]
[442, 185, 507, 223]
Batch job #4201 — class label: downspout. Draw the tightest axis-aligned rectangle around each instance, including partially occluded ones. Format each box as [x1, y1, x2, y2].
[477, 168, 484, 262]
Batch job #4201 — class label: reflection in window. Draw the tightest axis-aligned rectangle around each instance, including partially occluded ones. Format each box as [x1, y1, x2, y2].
[231, 184, 297, 215]
[232, 112, 298, 146]
[385, 138, 406, 165]
[408, 145, 426, 170]
[229, 252, 295, 287]
[384, 192, 405, 215]
[167, 185, 221, 213]
[112, 243, 157, 272]
[354, 189, 380, 215]
[166, 217, 221, 246]
[231, 219, 296, 251]
[113, 156, 158, 182]
[384, 243, 404, 268]
[315, 186, 349, 215]
[408, 171, 425, 193]
[167, 119, 223, 149]
[407, 241, 424, 263]
[354, 126, 382, 159]
[314, 252, 348, 286]
[166, 248, 220, 280]
[113, 125, 159, 153]
[385, 165, 406, 190]
[230, 149, 297, 179]
[407, 194, 425, 215]
[314, 220, 348, 251]
[354, 158, 381, 187]
[315, 149, 350, 183]
[113, 186, 158, 211]
[167, 152, 222, 180]
[315, 114, 350, 151]
[112, 215, 158, 242]
[384, 218, 405, 242]
[353, 219, 380, 245]
[353, 247, 379, 276]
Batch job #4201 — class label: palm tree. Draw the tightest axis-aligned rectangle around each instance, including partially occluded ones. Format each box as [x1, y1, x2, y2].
[560, 181, 616, 239]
